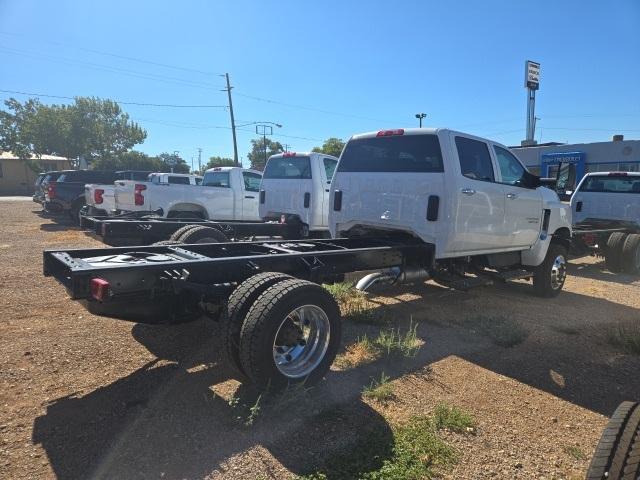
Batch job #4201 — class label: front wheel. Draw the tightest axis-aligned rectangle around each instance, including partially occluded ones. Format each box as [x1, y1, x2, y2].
[239, 279, 342, 390]
[533, 243, 568, 297]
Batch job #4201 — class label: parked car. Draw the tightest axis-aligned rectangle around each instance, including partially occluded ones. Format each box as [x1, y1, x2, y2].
[44, 127, 572, 391]
[113, 167, 262, 220]
[32, 173, 48, 204]
[35, 170, 70, 207]
[84, 170, 153, 217]
[259, 152, 338, 236]
[44, 170, 118, 221]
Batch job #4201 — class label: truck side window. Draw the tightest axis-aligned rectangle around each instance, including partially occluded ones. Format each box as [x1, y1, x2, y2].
[168, 176, 191, 185]
[203, 171, 231, 187]
[242, 171, 262, 192]
[323, 158, 338, 183]
[455, 137, 495, 182]
[493, 146, 526, 185]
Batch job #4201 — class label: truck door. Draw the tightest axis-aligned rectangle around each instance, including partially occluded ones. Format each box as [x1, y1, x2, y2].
[319, 157, 338, 228]
[241, 171, 262, 221]
[492, 145, 543, 248]
[450, 134, 509, 253]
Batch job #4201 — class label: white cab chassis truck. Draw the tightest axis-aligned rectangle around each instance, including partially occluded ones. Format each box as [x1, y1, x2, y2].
[44, 128, 571, 391]
[567, 171, 640, 273]
[259, 152, 339, 236]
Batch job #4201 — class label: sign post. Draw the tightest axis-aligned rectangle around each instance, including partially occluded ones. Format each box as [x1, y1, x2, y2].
[523, 60, 541, 146]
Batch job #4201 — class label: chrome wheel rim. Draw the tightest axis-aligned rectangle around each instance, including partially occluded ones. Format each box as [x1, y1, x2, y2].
[551, 254, 567, 290]
[272, 304, 330, 379]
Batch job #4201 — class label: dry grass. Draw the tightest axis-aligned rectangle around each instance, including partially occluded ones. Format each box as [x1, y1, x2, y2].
[362, 372, 395, 404]
[324, 282, 391, 325]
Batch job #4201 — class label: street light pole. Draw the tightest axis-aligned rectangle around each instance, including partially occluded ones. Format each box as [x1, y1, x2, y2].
[254, 123, 282, 168]
[415, 113, 426, 128]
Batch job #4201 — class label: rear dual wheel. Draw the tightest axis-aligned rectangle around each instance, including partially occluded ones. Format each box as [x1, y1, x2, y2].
[606, 232, 628, 273]
[621, 234, 640, 275]
[223, 273, 342, 389]
[173, 225, 229, 244]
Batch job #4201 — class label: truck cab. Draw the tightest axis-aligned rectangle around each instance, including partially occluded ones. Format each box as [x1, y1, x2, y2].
[330, 128, 571, 287]
[259, 152, 338, 234]
[570, 172, 640, 226]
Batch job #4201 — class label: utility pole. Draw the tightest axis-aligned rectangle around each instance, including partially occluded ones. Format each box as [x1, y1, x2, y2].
[282, 143, 291, 152]
[256, 124, 274, 167]
[222, 73, 239, 166]
[197, 147, 202, 174]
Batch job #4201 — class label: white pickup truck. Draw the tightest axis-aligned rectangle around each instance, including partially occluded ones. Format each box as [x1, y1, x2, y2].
[259, 152, 338, 235]
[114, 167, 262, 220]
[84, 170, 152, 217]
[330, 128, 572, 296]
[568, 171, 640, 273]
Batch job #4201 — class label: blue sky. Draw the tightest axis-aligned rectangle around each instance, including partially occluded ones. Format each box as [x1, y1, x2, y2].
[1, 0, 639, 168]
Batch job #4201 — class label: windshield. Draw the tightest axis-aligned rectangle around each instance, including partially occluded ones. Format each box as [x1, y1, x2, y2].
[338, 135, 444, 173]
[263, 157, 312, 179]
[579, 175, 640, 193]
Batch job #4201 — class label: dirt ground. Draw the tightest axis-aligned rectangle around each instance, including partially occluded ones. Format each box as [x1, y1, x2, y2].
[1, 199, 639, 480]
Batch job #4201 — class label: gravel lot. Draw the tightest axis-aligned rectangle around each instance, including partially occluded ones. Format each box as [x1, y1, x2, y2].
[1, 199, 639, 479]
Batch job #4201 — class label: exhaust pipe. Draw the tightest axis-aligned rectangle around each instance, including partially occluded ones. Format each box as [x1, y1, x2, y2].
[355, 267, 430, 292]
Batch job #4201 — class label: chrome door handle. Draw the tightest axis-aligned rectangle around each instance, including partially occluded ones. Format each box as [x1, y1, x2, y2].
[506, 193, 518, 199]
[461, 188, 476, 195]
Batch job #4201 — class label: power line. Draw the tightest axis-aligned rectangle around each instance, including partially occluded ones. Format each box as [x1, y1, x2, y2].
[0, 46, 227, 91]
[0, 30, 222, 76]
[0, 89, 226, 108]
[234, 91, 401, 124]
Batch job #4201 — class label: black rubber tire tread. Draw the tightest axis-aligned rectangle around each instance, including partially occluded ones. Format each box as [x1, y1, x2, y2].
[623, 423, 640, 479]
[151, 240, 183, 246]
[586, 401, 640, 480]
[606, 232, 628, 273]
[221, 272, 293, 379]
[533, 242, 567, 297]
[239, 278, 341, 390]
[180, 225, 229, 244]
[170, 224, 201, 242]
[621, 234, 640, 275]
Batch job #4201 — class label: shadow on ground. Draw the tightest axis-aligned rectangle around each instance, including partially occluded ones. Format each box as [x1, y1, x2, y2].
[32, 281, 640, 479]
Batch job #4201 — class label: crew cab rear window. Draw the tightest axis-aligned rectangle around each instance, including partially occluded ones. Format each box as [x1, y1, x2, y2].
[337, 135, 443, 173]
[455, 137, 495, 182]
[203, 171, 230, 187]
[57, 171, 117, 183]
[263, 157, 312, 179]
[579, 175, 640, 193]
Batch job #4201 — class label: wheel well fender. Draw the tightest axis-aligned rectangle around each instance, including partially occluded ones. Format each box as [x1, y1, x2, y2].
[551, 227, 571, 251]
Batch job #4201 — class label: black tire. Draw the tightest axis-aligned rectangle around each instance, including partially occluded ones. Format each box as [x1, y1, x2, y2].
[170, 224, 201, 242]
[606, 232, 628, 273]
[151, 240, 183, 246]
[221, 272, 294, 379]
[69, 201, 85, 225]
[586, 401, 640, 480]
[533, 242, 568, 297]
[621, 234, 640, 275]
[180, 225, 229, 244]
[239, 278, 341, 390]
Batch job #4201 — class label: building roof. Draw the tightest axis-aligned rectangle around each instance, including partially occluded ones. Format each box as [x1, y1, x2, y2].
[0, 152, 70, 161]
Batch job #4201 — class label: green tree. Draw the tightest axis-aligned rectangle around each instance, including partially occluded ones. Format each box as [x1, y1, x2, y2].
[0, 96, 147, 169]
[247, 137, 284, 171]
[205, 156, 235, 170]
[158, 152, 190, 173]
[312, 137, 345, 158]
[92, 151, 164, 171]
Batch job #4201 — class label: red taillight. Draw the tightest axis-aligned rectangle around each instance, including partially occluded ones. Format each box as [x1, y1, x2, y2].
[47, 182, 57, 199]
[94, 188, 104, 204]
[90, 278, 110, 301]
[376, 129, 404, 137]
[283, 152, 297, 157]
[134, 183, 146, 206]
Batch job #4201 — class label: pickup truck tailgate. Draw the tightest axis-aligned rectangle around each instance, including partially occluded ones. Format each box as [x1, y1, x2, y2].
[114, 180, 140, 212]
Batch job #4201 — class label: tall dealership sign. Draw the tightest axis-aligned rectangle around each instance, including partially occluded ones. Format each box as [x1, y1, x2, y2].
[523, 60, 541, 145]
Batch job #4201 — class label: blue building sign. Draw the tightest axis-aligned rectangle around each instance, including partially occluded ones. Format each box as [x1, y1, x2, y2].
[541, 151, 586, 179]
